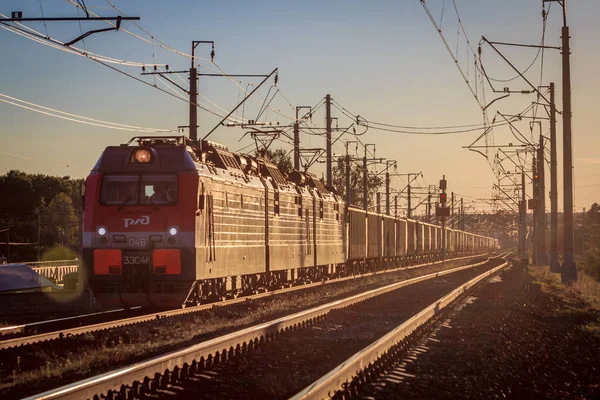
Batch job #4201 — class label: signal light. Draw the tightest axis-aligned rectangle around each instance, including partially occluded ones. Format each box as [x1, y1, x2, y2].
[440, 192, 447, 204]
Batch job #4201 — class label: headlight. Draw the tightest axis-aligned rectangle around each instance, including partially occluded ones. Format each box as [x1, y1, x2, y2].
[97, 226, 107, 236]
[168, 226, 178, 236]
[133, 148, 152, 163]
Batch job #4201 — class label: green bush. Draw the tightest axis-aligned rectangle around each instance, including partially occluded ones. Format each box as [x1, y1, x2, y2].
[579, 248, 600, 281]
[41, 246, 79, 261]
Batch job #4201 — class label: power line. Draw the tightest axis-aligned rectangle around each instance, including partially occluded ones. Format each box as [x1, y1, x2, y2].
[331, 99, 509, 135]
[76, 1, 296, 122]
[0, 16, 162, 67]
[0, 18, 246, 123]
[421, 0, 485, 110]
[0, 92, 174, 132]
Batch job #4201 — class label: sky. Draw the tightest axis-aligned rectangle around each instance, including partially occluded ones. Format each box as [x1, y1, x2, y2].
[1, 0, 599, 215]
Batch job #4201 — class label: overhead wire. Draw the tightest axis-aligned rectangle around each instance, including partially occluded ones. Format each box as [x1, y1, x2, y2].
[0, 16, 161, 67]
[0, 17, 246, 123]
[69, 0, 209, 62]
[421, 0, 485, 110]
[67, 0, 298, 127]
[89, 0, 297, 122]
[38, 0, 49, 37]
[333, 99, 492, 130]
[0, 92, 174, 132]
[331, 99, 511, 135]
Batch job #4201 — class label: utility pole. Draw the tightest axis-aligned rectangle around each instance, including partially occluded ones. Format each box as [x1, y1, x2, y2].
[293, 122, 300, 170]
[451, 192, 455, 228]
[532, 154, 538, 264]
[460, 197, 464, 231]
[394, 195, 398, 217]
[559, 0, 577, 282]
[427, 189, 431, 221]
[363, 152, 368, 211]
[386, 170, 390, 215]
[549, 82, 560, 272]
[407, 184, 412, 218]
[325, 94, 332, 188]
[37, 213, 41, 262]
[520, 171, 527, 261]
[344, 140, 358, 207]
[537, 133, 548, 264]
[345, 154, 351, 206]
[189, 41, 215, 143]
[189, 48, 198, 143]
[360, 144, 382, 212]
[384, 160, 396, 216]
[78, 181, 84, 253]
[582, 207, 586, 255]
[295, 106, 312, 171]
[376, 193, 381, 214]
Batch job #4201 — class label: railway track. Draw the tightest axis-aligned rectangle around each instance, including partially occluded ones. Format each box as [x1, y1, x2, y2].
[292, 256, 511, 400]
[0, 252, 489, 350]
[0, 306, 144, 338]
[26, 253, 508, 400]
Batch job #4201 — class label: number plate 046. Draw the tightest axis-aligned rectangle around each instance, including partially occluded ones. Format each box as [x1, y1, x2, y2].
[127, 237, 147, 248]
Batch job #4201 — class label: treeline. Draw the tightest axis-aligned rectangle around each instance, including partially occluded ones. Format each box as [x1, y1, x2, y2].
[0, 170, 83, 262]
[577, 203, 600, 280]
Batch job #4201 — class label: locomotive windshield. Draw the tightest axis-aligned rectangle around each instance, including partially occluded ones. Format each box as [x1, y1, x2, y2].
[101, 174, 177, 205]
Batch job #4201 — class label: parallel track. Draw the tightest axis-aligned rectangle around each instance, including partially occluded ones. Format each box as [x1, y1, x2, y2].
[293, 255, 511, 399]
[27, 253, 507, 400]
[0, 306, 143, 337]
[0, 252, 489, 350]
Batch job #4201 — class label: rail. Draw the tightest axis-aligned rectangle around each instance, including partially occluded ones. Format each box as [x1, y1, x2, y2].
[27, 255, 503, 400]
[1, 252, 490, 349]
[291, 256, 511, 400]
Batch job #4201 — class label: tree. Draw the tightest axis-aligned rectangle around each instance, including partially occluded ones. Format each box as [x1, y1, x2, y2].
[332, 157, 383, 208]
[0, 170, 82, 261]
[46, 192, 78, 251]
[262, 148, 293, 176]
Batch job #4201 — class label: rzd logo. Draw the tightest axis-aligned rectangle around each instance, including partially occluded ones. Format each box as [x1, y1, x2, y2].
[124, 216, 150, 228]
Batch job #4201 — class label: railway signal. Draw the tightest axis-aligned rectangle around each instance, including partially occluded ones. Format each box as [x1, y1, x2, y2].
[436, 176, 449, 218]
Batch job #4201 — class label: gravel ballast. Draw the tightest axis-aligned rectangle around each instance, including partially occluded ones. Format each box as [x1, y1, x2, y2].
[164, 261, 503, 399]
[369, 260, 600, 399]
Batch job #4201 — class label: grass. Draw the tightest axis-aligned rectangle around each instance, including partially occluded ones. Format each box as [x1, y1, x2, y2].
[528, 265, 600, 337]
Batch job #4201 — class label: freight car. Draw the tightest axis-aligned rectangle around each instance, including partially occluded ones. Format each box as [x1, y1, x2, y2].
[82, 136, 497, 308]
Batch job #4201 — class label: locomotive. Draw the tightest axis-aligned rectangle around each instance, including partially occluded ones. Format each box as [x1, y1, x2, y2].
[82, 136, 497, 308]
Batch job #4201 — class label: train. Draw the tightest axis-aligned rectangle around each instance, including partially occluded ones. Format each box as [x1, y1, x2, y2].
[82, 136, 498, 308]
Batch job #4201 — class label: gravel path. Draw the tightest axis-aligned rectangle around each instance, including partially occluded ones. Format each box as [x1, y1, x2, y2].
[369, 260, 600, 399]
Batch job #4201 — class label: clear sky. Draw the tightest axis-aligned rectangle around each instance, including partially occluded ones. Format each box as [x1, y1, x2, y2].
[1, 0, 598, 215]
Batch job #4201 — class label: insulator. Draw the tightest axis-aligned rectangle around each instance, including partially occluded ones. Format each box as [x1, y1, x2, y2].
[211, 50, 215, 61]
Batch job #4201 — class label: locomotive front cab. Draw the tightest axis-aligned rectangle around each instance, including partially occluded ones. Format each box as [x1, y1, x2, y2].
[83, 137, 200, 309]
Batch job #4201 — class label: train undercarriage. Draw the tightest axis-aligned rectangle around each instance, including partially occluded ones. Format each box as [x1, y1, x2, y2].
[93, 250, 483, 309]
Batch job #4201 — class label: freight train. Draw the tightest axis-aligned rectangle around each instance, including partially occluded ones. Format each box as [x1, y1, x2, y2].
[82, 136, 497, 308]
